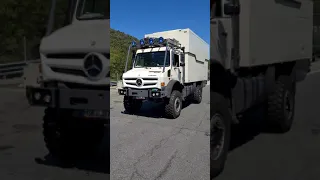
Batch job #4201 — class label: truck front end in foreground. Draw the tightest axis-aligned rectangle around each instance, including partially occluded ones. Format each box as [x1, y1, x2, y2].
[25, 0, 109, 160]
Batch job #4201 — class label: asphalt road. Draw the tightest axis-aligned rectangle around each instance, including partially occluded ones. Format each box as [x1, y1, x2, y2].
[216, 68, 320, 180]
[0, 83, 210, 180]
[0, 88, 110, 180]
[110, 86, 210, 180]
[1, 62, 320, 180]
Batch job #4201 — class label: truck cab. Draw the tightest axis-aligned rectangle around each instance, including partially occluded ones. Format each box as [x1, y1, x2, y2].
[40, 0, 109, 86]
[122, 38, 184, 92]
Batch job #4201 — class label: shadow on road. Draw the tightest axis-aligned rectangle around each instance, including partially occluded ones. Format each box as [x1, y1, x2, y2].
[229, 104, 284, 151]
[34, 131, 110, 174]
[121, 99, 193, 118]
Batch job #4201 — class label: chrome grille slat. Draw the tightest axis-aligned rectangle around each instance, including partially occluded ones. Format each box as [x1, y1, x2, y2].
[51, 67, 86, 77]
[123, 77, 158, 88]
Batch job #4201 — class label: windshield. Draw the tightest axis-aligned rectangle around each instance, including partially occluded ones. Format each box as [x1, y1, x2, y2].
[76, 0, 109, 20]
[134, 51, 170, 68]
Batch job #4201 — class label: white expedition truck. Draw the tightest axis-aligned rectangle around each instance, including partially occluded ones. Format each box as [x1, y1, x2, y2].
[118, 29, 209, 118]
[25, 0, 109, 160]
[210, 0, 313, 178]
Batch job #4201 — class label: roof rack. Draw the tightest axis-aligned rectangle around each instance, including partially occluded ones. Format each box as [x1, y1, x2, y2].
[131, 37, 182, 50]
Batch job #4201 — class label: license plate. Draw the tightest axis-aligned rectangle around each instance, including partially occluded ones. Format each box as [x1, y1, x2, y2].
[135, 96, 145, 100]
[81, 109, 109, 118]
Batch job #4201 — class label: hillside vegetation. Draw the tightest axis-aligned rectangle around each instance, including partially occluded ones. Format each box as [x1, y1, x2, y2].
[0, 0, 68, 63]
[110, 28, 138, 80]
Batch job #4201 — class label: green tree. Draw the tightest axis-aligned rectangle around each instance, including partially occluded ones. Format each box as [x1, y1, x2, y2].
[0, 0, 68, 63]
[110, 28, 138, 80]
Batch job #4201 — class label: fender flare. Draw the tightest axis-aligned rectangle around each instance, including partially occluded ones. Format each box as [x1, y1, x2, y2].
[165, 80, 183, 98]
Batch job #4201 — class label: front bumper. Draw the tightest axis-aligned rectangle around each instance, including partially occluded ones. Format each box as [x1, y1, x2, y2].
[26, 86, 109, 110]
[118, 88, 166, 98]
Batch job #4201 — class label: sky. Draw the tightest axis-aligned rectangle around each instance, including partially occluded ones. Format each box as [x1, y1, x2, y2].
[110, 0, 210, 44]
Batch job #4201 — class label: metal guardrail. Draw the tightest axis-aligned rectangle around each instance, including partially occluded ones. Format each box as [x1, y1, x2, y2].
[111, 81, 117, 86]
[0, 60, 40, 78]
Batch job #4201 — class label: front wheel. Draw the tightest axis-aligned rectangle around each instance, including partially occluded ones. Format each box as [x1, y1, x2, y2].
[211, 92, 231, 179]
[164, 90, 182, 119]
[123, 96, 143, 114]
[43, 108, 105, 161]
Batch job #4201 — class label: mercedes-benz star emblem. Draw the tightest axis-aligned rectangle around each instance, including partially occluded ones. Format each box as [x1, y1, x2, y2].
[83, 53, 103, 79]
[136, 78, 143, 87]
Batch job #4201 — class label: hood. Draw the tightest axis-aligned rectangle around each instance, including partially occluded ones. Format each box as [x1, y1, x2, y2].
[123, 67, 164, 78]
[40, 19, 109, 54]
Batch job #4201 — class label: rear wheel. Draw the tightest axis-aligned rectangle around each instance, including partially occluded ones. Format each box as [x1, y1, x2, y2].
[266, 75, 295, 133]
[211, 92, 231, 179]
[193, 85, 203, 104]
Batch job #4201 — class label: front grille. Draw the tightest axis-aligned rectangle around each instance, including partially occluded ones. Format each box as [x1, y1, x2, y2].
[46, 52, 109, 78]
[46, 53, 110, 59]
[123, 77, 158, 87]
[46, 53, 87, 59]
[124, 78, 157, 81]
[51, 67, 86, 77]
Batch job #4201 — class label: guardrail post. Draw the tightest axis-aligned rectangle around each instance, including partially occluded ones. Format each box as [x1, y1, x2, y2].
[24, 36, 27, 63]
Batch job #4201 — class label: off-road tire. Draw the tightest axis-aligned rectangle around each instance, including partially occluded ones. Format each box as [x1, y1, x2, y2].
[43, 108, 105, 161]
[211, 92, 231, 179]
[312, 54, 316, 62]
[164, 90, 182, 119]
[193, 85, 203, 104]
[123, 96, 143, 114]
[266, 75, 295, 133]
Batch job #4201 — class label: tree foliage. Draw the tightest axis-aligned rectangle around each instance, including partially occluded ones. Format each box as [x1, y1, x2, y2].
[0, 0, 68, 63]
[110, 28, 138, 80]
[0, 0, 137, 80]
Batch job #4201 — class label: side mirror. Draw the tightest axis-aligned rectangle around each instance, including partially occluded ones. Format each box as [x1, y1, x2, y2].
[180, 62, 185, 67]
[224, 2, 240, 16]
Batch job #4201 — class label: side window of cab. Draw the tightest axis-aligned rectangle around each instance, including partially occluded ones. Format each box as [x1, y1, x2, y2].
[173, 53, 179, 67]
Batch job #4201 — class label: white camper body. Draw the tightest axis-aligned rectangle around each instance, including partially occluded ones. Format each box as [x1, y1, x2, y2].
[145, 29, 209, 83]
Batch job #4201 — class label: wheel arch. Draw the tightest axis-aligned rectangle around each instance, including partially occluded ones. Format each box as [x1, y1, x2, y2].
[165, 80, 183, 97]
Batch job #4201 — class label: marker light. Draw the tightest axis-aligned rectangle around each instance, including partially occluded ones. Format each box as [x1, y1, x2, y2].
[149, 38, 154, 44]
[140, 39, 144, 45]
[159, 37, 164, 43]
[44, 95, 51, 103]
[132, 41, 136, 47]
[34, 92, 41, 100]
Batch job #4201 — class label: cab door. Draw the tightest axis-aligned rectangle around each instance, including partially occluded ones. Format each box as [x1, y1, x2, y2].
[170, 50, 181, 82]
[211, 0, 239, 69]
